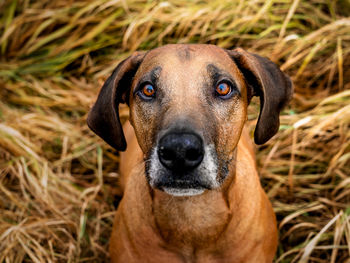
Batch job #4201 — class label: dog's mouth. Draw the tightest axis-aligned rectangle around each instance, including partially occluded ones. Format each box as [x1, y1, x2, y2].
[152, 177, 211, 197]
[153, 175, 212, 196]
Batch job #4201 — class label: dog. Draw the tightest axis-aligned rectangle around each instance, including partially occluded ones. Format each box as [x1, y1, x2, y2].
[87, 44, 293, 263]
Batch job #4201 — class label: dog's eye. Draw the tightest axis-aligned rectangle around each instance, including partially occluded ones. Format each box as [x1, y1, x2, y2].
[143, 84, 155, 97]
[215, 82, 231, 97]
[138, 84, 156, 100]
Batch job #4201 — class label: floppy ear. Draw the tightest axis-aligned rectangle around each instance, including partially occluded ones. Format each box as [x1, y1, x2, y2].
[227, 48, 293, 145]
[87, 51, 146, 151]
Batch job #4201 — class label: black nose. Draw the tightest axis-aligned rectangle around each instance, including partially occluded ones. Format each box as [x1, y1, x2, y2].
[158, 133, 204, 172]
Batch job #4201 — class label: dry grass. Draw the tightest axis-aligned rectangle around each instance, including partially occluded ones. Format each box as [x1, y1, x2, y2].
[0, 0, 349, 262]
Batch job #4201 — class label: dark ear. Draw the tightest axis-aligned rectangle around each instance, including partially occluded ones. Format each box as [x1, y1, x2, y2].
[227, 48, 293, 145]
[87, 51, 146, 151]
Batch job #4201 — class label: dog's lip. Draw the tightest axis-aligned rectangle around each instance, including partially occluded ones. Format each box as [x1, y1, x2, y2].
[153, 178, 211, 190]
[162, 187, 205, 197]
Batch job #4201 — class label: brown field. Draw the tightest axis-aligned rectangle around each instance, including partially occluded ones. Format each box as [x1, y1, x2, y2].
[0, 0, 349, 262]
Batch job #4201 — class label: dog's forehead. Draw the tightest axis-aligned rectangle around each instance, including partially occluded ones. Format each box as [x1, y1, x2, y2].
[137, 44, 238, 77]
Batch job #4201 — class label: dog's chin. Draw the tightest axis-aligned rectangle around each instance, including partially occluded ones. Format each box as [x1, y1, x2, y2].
[162, 187, 205, 197]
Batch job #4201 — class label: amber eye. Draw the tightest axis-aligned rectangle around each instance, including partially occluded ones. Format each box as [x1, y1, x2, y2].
[215, 82, 231, 97]
[142, 84, 155, 97]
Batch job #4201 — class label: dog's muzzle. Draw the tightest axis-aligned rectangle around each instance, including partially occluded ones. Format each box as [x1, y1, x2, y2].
[146, 131, 219, 197]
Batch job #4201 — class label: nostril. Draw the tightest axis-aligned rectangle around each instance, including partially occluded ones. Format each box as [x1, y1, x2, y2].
[186, 148, 202, 161]
[159, 147, 175, 161]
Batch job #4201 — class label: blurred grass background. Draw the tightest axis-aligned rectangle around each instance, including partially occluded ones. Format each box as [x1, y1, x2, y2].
[0, 0, 349, 262]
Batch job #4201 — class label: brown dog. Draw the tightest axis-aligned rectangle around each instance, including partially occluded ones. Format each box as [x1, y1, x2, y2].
[87, 44, 292, 263]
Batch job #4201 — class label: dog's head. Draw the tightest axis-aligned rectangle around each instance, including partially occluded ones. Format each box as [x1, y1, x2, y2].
[88, 44, 292, 196]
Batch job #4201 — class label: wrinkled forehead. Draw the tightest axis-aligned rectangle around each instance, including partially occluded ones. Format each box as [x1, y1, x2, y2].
[134, 45, 242, 84]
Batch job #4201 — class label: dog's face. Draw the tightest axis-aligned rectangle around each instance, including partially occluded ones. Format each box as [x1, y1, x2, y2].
[87, 44, 292, 197]
[129, 45, 247, 196]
